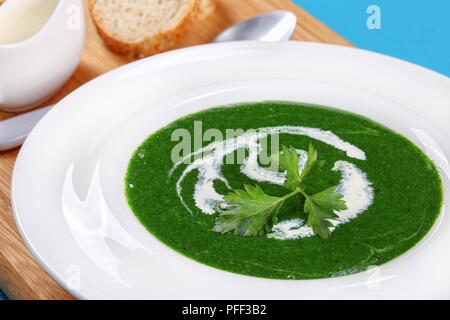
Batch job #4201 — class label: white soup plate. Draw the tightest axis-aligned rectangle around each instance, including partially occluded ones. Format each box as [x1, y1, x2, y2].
[12, 41, 450, 299]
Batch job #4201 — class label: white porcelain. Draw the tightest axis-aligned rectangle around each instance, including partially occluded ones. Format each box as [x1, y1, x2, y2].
[0, 0, 85, 112]
[12, 42, 450, 299]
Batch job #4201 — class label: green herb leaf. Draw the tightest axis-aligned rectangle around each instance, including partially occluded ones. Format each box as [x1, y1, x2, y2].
[272, 143, 324, 191]
[304, 198, 338, 239]
[310, 186, 348, 212]
[212, 185, 284, 236]
[272, 145, 303, 191]
[304, 186, 347, 238]
[299, 143, 325, 182]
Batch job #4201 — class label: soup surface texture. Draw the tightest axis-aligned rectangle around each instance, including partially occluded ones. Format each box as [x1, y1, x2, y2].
[125, 102, 443, 279]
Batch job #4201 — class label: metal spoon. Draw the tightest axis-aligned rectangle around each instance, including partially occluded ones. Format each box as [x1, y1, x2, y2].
[0, 105, 52, 151]
[0, 11, 297, 151]
[213, 10, 297, 42]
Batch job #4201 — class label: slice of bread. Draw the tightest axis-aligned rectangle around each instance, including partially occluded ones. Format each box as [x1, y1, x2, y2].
[88, 0, 215, 58]
[197, 0, 216, 19]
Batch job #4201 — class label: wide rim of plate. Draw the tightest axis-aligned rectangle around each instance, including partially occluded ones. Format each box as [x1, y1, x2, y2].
[11, 41, 450, 299]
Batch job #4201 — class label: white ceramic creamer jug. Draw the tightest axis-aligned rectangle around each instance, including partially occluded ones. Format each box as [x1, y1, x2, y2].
[0, 0, 85, 112]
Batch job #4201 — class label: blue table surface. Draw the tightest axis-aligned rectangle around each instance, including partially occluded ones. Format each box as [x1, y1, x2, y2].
[0, 0, 448, 301]
[294, 0, 450, 77]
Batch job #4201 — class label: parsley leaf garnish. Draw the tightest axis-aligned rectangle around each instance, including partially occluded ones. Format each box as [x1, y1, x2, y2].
[309, 186, 347, 212]
[212, 143, 347, 239]
[212, 185, 286, 236]
[305, 186, 346, 238]
[272, 143, 325, 191]
[300, 143, 325, 183]
[272, 145, 303, 190]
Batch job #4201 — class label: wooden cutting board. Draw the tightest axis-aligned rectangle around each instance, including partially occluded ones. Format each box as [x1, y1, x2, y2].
[0, 0, 353, 300]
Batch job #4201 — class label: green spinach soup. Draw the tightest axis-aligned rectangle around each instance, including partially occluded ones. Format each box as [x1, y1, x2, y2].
[125, 102, 443, 279]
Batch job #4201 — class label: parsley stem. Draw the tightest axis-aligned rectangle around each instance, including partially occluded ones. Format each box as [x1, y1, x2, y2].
[279, 188, 302, 201]
[296, 187, 310, 200]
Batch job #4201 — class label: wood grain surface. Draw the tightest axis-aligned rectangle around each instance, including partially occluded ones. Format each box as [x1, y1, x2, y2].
[0, 0, 352, 300]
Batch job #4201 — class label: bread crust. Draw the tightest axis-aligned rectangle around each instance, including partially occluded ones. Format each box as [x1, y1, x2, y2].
[88, 0, 200, 58]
